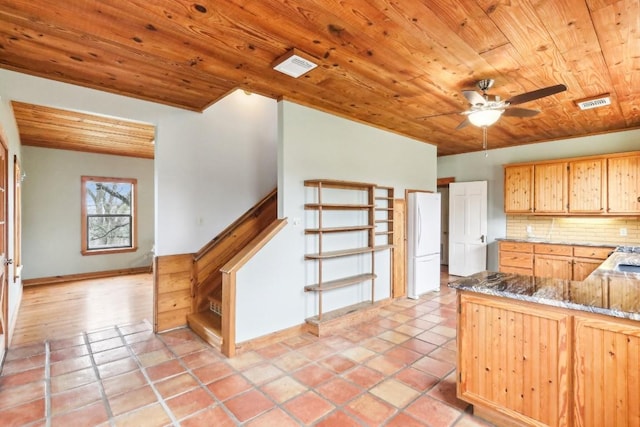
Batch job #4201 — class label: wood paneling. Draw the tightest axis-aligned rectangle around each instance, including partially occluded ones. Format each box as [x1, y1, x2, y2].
[392, 199, 405, 298]
[1, 1, 639, 156]
[457, 293, 570, 426]
[574, 315, 640, 426]
[12, 102, 155, 159]
[155, 254, 192, 332]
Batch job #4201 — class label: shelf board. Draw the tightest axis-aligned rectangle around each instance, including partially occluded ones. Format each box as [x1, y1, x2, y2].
[305, 203, 374, 210]
[305, 244, 393, 259]
[304, 273, 376, 292]
[304, 179, 375, 190]
[375, 207, 393, 211]
[375, 231, 393, 236]
[375, 219, 394, 223]
[375, 197, 394, 200]
[305, 225, 373, 234]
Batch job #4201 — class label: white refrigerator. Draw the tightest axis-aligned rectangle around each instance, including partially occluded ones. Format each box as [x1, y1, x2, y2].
[407, 192, 441, 299]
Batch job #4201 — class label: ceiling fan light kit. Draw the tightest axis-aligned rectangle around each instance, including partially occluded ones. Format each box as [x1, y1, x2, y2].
[468, 109, 504, 127]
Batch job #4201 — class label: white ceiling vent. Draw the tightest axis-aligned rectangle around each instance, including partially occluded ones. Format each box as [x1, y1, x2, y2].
[272, 49, 318, 78]
[575, 94, 611, 110]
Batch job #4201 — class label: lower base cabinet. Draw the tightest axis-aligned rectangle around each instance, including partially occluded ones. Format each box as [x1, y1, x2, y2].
[457, 293, 570, 426]
[457, 291, 640, 426]
[574, 315, 640, 427]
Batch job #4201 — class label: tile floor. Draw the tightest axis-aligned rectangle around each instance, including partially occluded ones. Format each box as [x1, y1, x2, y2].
[0, 277, 494, 426]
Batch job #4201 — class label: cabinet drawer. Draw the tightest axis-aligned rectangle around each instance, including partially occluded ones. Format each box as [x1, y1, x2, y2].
[499, 241, 533, 253]
[500, 251, 534, 269]
[534, 244, 573, 256]
[573, 246, 613, 260]
[499, 265, 533, 275]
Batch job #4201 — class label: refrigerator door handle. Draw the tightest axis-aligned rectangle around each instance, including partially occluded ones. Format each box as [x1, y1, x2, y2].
[417, 205, 422, 245]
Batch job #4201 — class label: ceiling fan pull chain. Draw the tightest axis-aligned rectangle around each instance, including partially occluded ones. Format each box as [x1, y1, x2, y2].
[482, 126, 488, 157]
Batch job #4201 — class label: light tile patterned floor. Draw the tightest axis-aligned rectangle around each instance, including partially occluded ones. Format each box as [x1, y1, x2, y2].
[0, 277, 494, 426]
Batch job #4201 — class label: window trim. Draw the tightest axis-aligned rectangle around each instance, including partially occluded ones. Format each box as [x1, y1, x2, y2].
[81, 175, 138, 256]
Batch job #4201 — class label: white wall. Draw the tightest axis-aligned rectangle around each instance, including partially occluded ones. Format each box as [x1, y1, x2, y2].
[21, 147, 154, 279]
[437, 129, 640, 270]
[234, 101, 437, 343]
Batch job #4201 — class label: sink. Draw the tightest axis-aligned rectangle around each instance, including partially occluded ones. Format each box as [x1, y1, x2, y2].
[615, 263, 640, 273]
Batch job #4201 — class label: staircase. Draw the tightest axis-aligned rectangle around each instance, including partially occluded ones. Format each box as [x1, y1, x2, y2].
[187, 189, 277, 353]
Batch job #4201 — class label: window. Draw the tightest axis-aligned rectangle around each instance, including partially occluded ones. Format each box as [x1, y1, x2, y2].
[81, 176, 137, 255]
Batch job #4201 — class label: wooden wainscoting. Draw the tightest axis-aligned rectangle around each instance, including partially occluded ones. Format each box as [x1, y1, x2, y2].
[155, 254, 192, 332]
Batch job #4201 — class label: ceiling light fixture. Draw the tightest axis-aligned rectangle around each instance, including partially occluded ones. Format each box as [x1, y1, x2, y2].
[272, 48, 318, 78]
[468, 109, 504, 127]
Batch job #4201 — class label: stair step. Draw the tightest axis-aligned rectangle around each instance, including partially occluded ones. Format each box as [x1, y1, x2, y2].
[187, 311, 223, 349]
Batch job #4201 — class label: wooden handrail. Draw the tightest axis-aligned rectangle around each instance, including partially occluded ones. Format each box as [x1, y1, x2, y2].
[221, 218, 288, 356]
[194, 188, 277, 261]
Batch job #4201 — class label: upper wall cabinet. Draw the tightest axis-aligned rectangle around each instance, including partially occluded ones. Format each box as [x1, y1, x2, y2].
[607, 154, 640, 213]
[504, 151, 640, 216]
[504, 165, 534, 213]
[534, 162, 568, 213]
[569, 158, 606, 213]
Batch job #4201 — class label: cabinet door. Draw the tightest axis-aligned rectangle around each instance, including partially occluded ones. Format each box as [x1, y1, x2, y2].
[574, 315, 640, 427]
[534, 254, 573, 279]
[572, 258, 602, 281]
[569, 158, 606, 213]
[457, 293, 570, 426]
[504, 165, 534, 213]
[607, 155, 640, 213]
[534, 162, 568, 213]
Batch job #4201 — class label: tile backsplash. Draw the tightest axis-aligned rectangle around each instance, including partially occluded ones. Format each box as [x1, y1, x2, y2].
[506, 215, 640, 246]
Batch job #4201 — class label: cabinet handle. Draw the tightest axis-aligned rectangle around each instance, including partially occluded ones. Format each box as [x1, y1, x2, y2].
[637, 196, 640, 203]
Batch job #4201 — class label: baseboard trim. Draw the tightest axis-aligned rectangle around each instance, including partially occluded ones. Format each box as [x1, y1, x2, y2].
[22, 266, 152, 287]
[234, 323, 310, 355]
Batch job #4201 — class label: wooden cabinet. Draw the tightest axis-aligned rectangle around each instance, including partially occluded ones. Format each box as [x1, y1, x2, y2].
[569, 158, 606, 213]
[500, 242, 612, 281]
[457, 291, 640, 427]
[607, 154, 640, 213]
[504, 165, 533, 213]
[304, 180, 393, 320]
[573, 315, 640, 426]
[457, 293, 570, 426]
[534, 162, 568, 213]
[498, 241, 533, 275]
[534, 254, 573, 280]
[504, 150, 640, 215]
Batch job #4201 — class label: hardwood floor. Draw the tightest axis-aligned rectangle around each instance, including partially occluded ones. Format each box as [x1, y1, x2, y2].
[11, 273, 153, 346]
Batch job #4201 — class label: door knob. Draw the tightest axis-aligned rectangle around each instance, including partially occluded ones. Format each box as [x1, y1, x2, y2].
[480, 235, 485, 243]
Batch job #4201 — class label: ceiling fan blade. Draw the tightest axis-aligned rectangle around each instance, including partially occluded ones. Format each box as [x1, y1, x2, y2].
[455, 117, 470, 130]
[506, 84, 567, 105]
[502, 107, 540, 117]
[462, 90, 487, 106]
[416, 111, 461, 120]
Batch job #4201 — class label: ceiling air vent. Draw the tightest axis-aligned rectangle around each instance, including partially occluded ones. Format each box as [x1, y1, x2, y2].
[272, 48, 318, 78]
[575, 94, 611, 110]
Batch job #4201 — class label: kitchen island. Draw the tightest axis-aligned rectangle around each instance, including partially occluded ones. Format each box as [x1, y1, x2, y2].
[449, 248, 640, 426]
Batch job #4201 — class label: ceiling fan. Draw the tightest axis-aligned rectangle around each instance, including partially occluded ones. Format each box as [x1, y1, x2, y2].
[455, 79, 567, 130]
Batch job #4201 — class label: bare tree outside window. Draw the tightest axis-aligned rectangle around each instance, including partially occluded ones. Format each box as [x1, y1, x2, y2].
[81, 176, 137, 255]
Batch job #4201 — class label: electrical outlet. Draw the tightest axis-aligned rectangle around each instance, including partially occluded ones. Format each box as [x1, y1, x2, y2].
[620, 227, 628, 236]
[526, 225, 533, 234]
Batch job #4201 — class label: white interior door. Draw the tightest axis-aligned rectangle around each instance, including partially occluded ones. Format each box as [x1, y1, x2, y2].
[449, 181, 487, 276]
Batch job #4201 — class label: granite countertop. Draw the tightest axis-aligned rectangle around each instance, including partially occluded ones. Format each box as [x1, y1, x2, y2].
[496, 237, 618, 248]
[449, 248, 640, 321]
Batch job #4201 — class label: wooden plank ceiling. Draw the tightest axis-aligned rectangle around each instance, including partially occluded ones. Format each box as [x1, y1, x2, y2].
[12, 102, 155, 159]
[1, 0, 639, 156]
